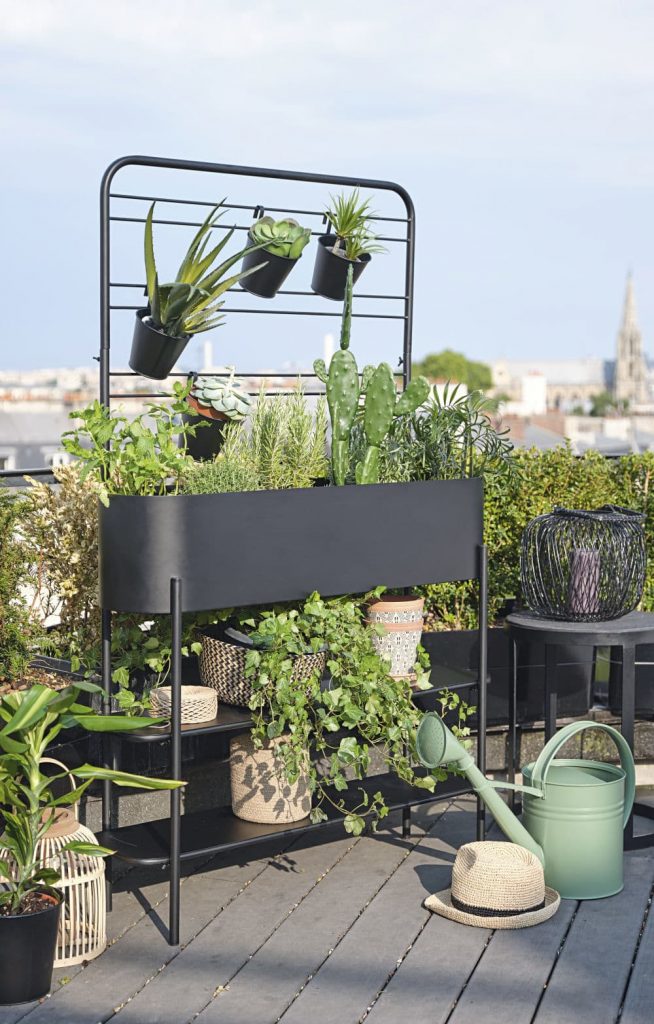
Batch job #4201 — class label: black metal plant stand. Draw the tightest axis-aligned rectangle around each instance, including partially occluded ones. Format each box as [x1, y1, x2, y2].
[97, 156, 488, 946]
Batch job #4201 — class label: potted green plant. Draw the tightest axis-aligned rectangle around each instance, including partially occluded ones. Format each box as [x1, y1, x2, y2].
[311, 189, 385, 301]
[183, 368, 254, 461]
[240, 216, 311, 298]
[0, 682, 183, 1004]
[228, 591, 470, 833]
[130, 201, 270, 380]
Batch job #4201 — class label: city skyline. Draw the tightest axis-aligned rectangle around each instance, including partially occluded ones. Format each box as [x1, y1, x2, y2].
[2, 2, 654, 371]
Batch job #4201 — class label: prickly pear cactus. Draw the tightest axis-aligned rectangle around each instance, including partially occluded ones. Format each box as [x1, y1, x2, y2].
[356, 371, 431, 484]
[313, 265, 359, 485]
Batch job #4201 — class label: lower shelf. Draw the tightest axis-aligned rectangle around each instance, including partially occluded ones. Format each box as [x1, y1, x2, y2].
[100, 773, 473, 867]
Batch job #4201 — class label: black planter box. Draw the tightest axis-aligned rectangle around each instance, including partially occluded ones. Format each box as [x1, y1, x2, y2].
[420, 627, 593, 727]
[99, 478, 483, 614]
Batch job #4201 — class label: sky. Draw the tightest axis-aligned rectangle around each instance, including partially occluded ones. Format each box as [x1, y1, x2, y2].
[2, 0, 654, 374]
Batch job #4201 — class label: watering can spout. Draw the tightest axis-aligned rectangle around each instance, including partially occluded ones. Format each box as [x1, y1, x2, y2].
[415, 713, 545, 865]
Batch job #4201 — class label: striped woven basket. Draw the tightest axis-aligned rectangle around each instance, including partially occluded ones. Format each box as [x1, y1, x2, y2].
[199, 631, 326, 707]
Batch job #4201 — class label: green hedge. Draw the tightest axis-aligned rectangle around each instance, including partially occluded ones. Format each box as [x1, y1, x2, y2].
[423, 446, 654, 629]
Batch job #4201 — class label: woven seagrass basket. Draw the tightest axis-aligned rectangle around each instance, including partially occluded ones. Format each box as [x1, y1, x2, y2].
[199, 631, 326, 707]
[230, 734, 311, 824]
[150, 684, 218, 723]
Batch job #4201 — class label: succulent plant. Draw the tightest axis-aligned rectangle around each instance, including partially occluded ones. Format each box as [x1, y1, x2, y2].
[190, 367, 253, 422]
[249, 216, 312, 260]
[314, 265, 430, 485]
[144, 201, 270, 339]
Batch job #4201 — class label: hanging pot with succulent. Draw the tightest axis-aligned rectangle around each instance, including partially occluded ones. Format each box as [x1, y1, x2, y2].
[240, 216, 312, 298]
[129, 202, 270, 380]
[183, 368, 254, 460]
[311, 189, 385, 301]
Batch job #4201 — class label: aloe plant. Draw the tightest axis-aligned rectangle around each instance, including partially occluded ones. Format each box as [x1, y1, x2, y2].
[144, 202, 270, 338]
[249, 217, 311, 259]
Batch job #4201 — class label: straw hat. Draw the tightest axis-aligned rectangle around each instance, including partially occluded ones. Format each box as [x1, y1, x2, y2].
[425, 841, 560, 929]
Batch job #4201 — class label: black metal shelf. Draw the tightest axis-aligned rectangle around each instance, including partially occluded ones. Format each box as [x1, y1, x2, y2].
[110, 669, 480, 744]
[100, 773, 472, 867]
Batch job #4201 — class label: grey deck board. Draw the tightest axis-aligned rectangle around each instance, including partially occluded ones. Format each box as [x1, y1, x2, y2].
[535, 851, 654, 1024]
[278, 799, 477, 1024]
[620, 879, 654, 1024]
[110, 832, 358, 1024]
[194, 803, 453, 1024]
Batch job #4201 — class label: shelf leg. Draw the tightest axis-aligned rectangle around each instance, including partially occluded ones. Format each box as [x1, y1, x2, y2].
[169, 577, 182, 946]
[508, 636, 518, 813]
[476, 545, 488, 840]
[101, 608, 113, 912]
[620, 645, 636, 849]
[402, 806, 411, 838]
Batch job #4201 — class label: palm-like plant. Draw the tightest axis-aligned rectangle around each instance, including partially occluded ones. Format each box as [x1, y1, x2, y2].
[325, 189, 385, 262]
[144, 202, 269, 338]
[0, 683, 183, 915]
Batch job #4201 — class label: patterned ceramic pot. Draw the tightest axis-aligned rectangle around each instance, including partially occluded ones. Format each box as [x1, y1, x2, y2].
[366, 594, 424, 678]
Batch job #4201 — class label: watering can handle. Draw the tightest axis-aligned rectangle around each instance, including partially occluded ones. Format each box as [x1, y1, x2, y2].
[530, 721, 635, 828]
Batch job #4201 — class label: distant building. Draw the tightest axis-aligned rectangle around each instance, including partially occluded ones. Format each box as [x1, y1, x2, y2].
[614, 274, 648, 407]
[492, 358, 609, 411]
[0, 408, 73, 472]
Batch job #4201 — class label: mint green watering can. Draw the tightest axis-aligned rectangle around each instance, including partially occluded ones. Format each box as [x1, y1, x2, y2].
[416, 717, 635, 899]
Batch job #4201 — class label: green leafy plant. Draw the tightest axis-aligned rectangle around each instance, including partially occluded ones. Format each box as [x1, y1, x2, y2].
[324, 189, 385, 262]
[190, 368, 253, 422]
[0, 683, 183, 915]
[143, 202, 269, 338]
[249, 217, 311, 259]
[314, 267, 429, 484]
[181, 386, 328, 493]
[62, 382, 198, 505]
[234, 592, 471, 835]
[0, 493, 41, 683]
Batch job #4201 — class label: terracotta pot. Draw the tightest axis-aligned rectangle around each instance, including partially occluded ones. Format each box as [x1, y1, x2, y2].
[367, 594, 424, 678]
[230, 734, 311, 824]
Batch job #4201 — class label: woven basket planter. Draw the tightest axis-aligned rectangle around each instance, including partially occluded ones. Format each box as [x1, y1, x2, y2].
[150, 684, 218, 724]
[199, 631, 326, 707]
[230, 734, 311, 824]
[367, 594, 424, 678]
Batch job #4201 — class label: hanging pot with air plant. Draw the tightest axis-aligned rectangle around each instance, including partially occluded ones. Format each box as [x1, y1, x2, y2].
[311, 189, 385, 302]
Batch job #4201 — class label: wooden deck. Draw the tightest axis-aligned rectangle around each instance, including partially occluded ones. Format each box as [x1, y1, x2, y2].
[1, 795, 653, 1024]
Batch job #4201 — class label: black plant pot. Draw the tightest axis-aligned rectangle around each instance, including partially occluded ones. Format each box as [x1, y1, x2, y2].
[129, 309, 190, 381]
[311, 235, 371, 301]
[0, 892, 62, 1004]
[240, 238, 299, 299]
[182, 410, 228, 461]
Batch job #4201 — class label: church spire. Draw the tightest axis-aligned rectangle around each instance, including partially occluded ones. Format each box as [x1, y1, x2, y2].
[614, 272, 648, 407]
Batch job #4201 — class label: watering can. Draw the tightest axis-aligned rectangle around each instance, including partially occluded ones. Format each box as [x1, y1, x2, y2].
[416, 716, 635, 899]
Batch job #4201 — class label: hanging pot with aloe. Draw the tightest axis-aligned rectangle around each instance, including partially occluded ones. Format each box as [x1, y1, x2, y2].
[312, 189, 385, 301]
[130, 202, 270, 380]
[240, 216, 311, 298]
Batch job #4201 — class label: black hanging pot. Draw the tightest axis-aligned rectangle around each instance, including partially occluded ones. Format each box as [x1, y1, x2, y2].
[311, 235, 371, 301]
[239, 237, 297, 299]
[129, 308, 191, 381]
[0, 890, 62, 1004]
[182, 395, 229, 461]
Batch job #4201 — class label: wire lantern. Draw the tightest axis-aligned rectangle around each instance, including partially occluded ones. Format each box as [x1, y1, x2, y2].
[520, 505, 647, 622]
[37, 759, 106, 968]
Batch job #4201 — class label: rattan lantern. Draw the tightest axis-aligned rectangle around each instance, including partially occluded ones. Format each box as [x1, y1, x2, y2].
[520, 505, 646, 622]
[38, 760, 106, 968]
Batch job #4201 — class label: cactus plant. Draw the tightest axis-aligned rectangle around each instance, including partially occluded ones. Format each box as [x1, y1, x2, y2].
[315, 265, 430, 485]
[189, 367, 253, 422]
[249, 217, 311, 260]
[356, 372, 430, 484]
[313, 266, 360, 485]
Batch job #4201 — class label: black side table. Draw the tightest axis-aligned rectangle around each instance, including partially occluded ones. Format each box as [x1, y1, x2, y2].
[505, 610, 654, 850]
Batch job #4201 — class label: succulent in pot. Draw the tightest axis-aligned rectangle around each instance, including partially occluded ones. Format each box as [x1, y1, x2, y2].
[0, 682, 183, 1004]
[241, 216, 312, 298]
[129, 201, 269, 380]
[312, 189, 385, 301]
[184, 368, 254, 461]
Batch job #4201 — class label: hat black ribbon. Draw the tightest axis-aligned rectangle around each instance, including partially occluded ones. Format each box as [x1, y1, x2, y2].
[451, 895, 546, 918]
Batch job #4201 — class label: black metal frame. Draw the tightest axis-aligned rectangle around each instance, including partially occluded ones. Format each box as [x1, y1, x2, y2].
[97, 156, 488, 946]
